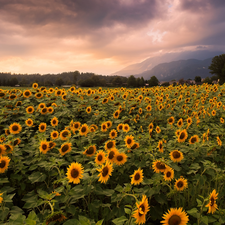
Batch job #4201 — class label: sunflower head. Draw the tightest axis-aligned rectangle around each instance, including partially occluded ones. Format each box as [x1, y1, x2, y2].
[83, 145, 96, 157]
[9, 123, 22, 134]
[97, 161, 113, 184]
[152, 160, 167, 173]
[66, 162, 84, 184]
[59, 142, 72, 156]
[109, 129, 117, 139]
[163, 166, 174, 181]
[38, 123, 47, 133]
[175, 176, 188, 191]
[95, 150, 106, 165]
[131, 168, 143, 185]
[79, 124, 89, 136]
[114, 152, 127, 166]
[0, 156, 11, 173]
[105, 140, 116, 151]
[205, 189, 218, 214]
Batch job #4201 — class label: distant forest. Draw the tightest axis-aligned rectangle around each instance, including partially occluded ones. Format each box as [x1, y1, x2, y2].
[0, 71, 147, 88]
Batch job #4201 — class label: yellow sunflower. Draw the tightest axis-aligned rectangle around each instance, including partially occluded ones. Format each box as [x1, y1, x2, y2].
[83, 145, 96, 157]
[156, 126, 161, 134]
[205, 189, 218, 214]
[130, 168, 143, 185]
[0, 192, 3, 203]
[0, 145, 6, 156]
[12, 138, 21, 146]
[168, 116, 175, 125]
[106, 121, 112, 129]
[157, 140, 163, 153]
[133, 195, 150, 225]
[217, 136, 222, 146]
[32, 83, 38, 89]
[175, 177, 188, 191]
[0, 156, 11, 173]
[114, 152, 127, 166]
[38, 123, 47, 133]
[51, 131, 59, 140]
[163, 167, 174, 181]
[50, 117, 58, 127]
[23, 90, 32, 98]
[105, 140, 116, 151]
[72, 122, 81, 131]
[161, 207, 189, 225]
[66, 162, 84, 184]
[189, 135, 199, 144]
[9, 122, 22, 134]
[124, 135, 135, 148]
[25, 118, 33, 127]
[35, 92, 43, 99]
[170, 150, 184, 163]
[177, 118, 183, 128]
[4, 144, 14, 154]
[39, 140, 50, 154]
[59, 142, 72, 156]
[113, 110, 120, 119]
[95, 150, 106, 165]
[109, 129, 117, 139]
[177, 129, 188, 143]
[101, 122, 108, 132]
[60, 130, 71, 140]
[47, 107, 54, 114]
[117, 123, 123, 132]
[97, 161, 113, 184]
[152, 160, 167, 173]
[86, 106, 92, 114]
[107, 148, 118, 163]
[79, 124, 89, 136]
[123, 124, 130, 133]
[130, 142, 140, 150]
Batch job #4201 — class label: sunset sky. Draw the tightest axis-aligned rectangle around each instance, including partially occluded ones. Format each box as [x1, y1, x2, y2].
[0, 0, 225, 75]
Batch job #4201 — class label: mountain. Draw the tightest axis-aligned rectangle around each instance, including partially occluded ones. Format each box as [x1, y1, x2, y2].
[112, 50, 224, 76]
[135, 58, 213, 81]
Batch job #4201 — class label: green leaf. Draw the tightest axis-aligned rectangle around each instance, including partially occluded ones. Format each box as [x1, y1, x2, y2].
[63, 219, 80, 225]
[28, 171, 46, 183]
[187, 208, 200, 219]
[112, 216, 128, 225]
[124, 207, 131, 215]
[96, 219, 104, 225]
[78, 215, 91, 225]
[201, 216, 208, 225]
[0, 177, 9, 184]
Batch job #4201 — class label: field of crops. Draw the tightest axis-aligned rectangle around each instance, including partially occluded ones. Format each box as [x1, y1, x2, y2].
[0, 83, 225, 225]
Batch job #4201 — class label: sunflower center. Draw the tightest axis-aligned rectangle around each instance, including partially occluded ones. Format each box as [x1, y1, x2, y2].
[177, 181, 184, 188]
[41, 125, 45, 130]
[119, 125, 122, 130]
[0, 160, 6, 168]
[62, 145, 69, 152]
[74, 124, 79, 128]
[138, 204, 145, 216]
[134, 173, 140, 181]
[53, 120, 57, 124]
[156, 162, 166, 170]
[53, 133, 57, 137]
[168, 215, 181, 225]
[111, 132, 115, 137]
[169, 118, 173, 123]
[108, 151, 115, 159]
[117, 155, 123, 161]
[159, 143, 162, 149]
[102, 167, 109, 177]
[81, 127, 87, 133]
[86, 147, 94, 155]
[28, 108, 33, 112]
[166, 171, 171, 178]
[25, 91, 30, 96]
[42, 144, 48, 151]
[97, 155, 103, 161]
[49, 142, 54, 148]
[62, 131, 68, 137]
[12, 125, 19, 131]
[107, 142, 113, 149]
[179, 132, 185, 139]
[14, 139, 19, 145]
[115, 112, 119, 116]
[191, 137, 197, 143]
[210, 197, 214, 206]
[172, 151, 181, 159]
[127, 139, 132, 144]
[71, 169, 79, 178]
[131, 143, 137, 149]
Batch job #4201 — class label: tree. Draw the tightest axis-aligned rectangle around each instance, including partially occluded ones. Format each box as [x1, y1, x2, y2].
[203, 77, 212, 84]
[148, 76, 159, 87]
[73, 71, 80, 85]
[140, 77, 145, 87]
[55, 78, 64, 86]
[127, 75, 136, 87]
[208, 54, 225, 84]
[194, 76, 201, 83]
[112, 76, 122, 86]
[9, 77, 18, 86]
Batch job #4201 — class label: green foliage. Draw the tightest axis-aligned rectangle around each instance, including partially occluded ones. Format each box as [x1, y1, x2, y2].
[148, 76, 159, 87]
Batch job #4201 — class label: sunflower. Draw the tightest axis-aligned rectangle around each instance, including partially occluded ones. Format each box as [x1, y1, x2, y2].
[101, 122, 108, 132]
[60, 130, 71, 140]
[45, 211, 66, 225]
[79, 124, 89, 136]
[55, 90, 62, 96]
[47, 107, 54, 114]
[51, 131, 59, 140]
[97, 161, 113, 184]
[0, 145, 6, 156]
[189, 135, 199, 144]
[4, 144, 14, 154]
[5, 129, 10, 136]
[123, 124, 130, 133]
[161, 207, 189, 225]
[23, 90, 32, 98]
[12, 138, 21, 146]
[102, 98, 108, 104]
[170, 150, 183, 163]
[83, 145, 96, 157]
[95, 150, 106, 165]
[131, 142, 140, 150]
[220, 118, 224, 124]
[148, 123, 154, 131]
[139, 108, 143, 114]
[146, 105, 152, 111]
[26, 106, 34, 114]
[130, 168, 143, 185]
[35, 92, 43, 99]
[66, 162, 84, 184]
[152, 160, 166, 173]
[15, 101, 22, 107]
[0, 156, 10, 173]
[114, 152, 127, 166]
[72, 122, 81, 131]
[211, 109, 216, 116]
[9, 122, 22, 134]
[168, 117, 175, 125]
[175, 177, 188, 191]
[217, 136, 222, 146]
[86, 106, 92, 114]
[156, 126, 161, 134]
[205, 189, 218, 214]
[49, 141, 56, 149]
[117, 123, 123, 132]
[113, 110, 120, 119]
[133, 195, 150, 225]
[157, 140, 163, 153]
[93, 95, 100, 100]
[105, 140, 116, 151]
[39, 140, 50, 154]
[32, 83, 38, 89]
[106, 121, 112, 128]
[186, 117, 192, 127]
[0, 192, 3, 203]
[109, 129, 117, 139]
[9, 94, 17, 100]
[163, 167, 174, 181]
[39, 123, 47, 132]
[107, 148, 117, 163]
[59, 142, 72, 156]
[25, 118, 33, 127]
[38, 103, 45, 109]
[177, 129, 188, 143]
[124, 135, 135, 148]
[177, 118, 183, 128]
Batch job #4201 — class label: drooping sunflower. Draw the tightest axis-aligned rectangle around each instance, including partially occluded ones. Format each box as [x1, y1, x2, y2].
[117, 123, 123, 132]
[130, 168, 143, 185]
[167, 117, 175, 125]
[83, 145, 96, 157]
[163, 167, 174, 181]
[123, 124, 130, 133]
[9, 122, 22, 134]
[189, 135, 199, 144]
[25, 118, 33, 127]
[39, 140, 50, 154]
[95, 150, 106, 165]
[79, 124, 89, 136]
[157, 140, 163, 153]
[152, 160, 167, 173]
[66, 162, 84, 184]
[26, 106, 34, 114]
[114, 152, 127, 166]
[51, 131, 59, 140]
[45, 211, 66, 225]
[205, 189, 218, 214]
[107, 148, 118, 163]
[177, 129, 188, 143]
[161, 207, 189, 225]
[101, 122, 108, 132]
[59, 142, 72, 156]
[124, 135, 135, 148]
[170, 150, 184, 163]
[109, 129, 117, 139]
[174, 177, 188, 191]
[217, 136, 222, 146]
[0, 145, 6, 156]
[60, 130, 71, 140]
[97, 161, 113, 184]
[23, 90, 32, 98]
[133, 195, 150, 225]
[0, 156, 11, 173]
[38, 123, 47, 133]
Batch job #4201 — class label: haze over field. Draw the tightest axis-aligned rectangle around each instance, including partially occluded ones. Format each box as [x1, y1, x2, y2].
[0, 0, 225, 75]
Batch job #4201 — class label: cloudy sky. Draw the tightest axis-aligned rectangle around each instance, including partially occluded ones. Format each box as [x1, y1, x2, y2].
[0, 0, 225, 75]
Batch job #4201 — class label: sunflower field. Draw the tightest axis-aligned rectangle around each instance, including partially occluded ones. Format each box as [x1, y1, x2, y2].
[0, 83, 225, 225]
